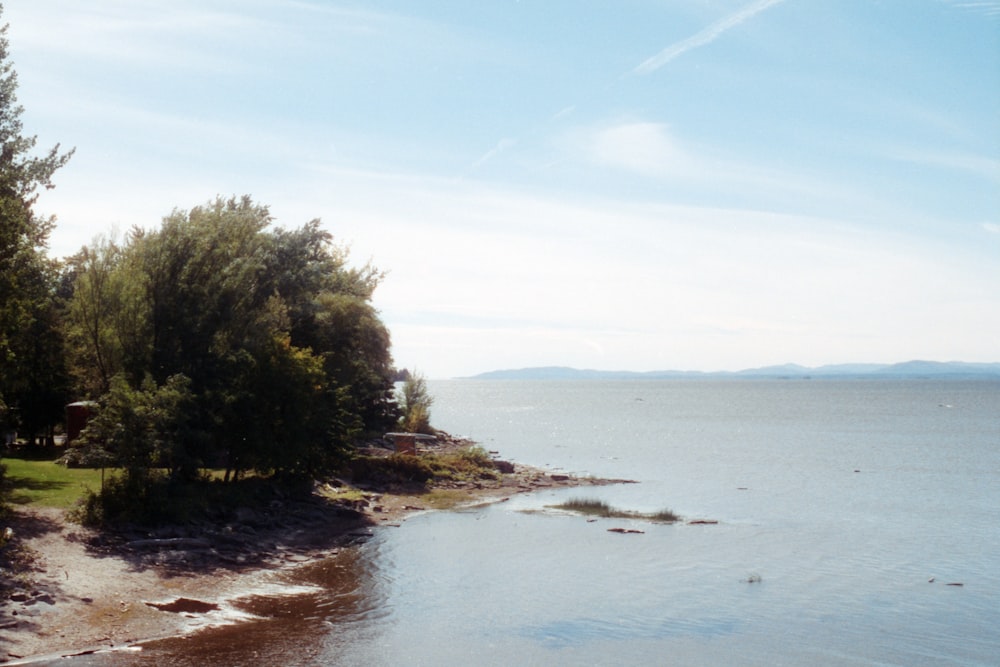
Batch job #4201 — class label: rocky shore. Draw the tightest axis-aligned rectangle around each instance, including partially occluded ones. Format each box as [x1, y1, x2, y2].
[1, 437, 632, 664]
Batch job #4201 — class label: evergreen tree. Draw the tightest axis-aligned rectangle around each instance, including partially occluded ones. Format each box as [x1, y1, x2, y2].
[0, 5, 73, 443]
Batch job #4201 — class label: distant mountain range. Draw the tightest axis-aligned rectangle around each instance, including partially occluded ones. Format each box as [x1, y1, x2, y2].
[467, 361, 1000, 380]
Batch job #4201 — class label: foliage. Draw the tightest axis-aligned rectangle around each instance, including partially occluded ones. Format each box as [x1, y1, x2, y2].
[79, 373, 196, 484]
[349, 446, 499, 486]
[62, 196, 400, 504]
[399, 371, 434, 434]
[73, 472, 313, 528]
[0, 7, 74, 447]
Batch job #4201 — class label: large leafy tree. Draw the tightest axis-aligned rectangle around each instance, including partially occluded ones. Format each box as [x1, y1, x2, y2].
[65, 196, 399, 483]
[0, 7, 74, 442]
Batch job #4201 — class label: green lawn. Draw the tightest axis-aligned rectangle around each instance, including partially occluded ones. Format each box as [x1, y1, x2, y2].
[1, 457, 105, 509]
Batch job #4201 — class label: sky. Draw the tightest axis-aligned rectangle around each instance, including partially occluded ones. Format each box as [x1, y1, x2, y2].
[4, 0, 999, 378]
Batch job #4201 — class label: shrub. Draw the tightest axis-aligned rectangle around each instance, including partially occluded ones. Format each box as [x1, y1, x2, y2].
[347, 446, 500, 486]
[398, 372, 434, 434]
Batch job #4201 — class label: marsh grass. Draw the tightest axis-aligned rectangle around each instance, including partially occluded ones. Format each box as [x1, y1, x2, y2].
[552, 497, 679, 523]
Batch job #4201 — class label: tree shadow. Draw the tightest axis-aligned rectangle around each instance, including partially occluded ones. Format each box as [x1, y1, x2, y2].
[4, 506, 64, 539]
[73, 493, 377, 581]
[3, 475, 73, 506]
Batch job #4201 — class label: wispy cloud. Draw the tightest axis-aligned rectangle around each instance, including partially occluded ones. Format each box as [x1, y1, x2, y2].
[890, 150, 1000, 183]
[633, 0, 788, 74]
[574, 119, 852, 202]
[472, 138, 517, 168]
[587, 121, 684, 175]
[940, 0, 1000, 18]
[552, 105, 577, 121]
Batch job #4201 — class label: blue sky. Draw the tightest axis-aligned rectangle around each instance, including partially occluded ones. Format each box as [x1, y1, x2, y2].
[5, 0, 999, 377]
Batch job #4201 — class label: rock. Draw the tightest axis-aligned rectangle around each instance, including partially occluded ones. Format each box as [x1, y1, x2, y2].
[492, 460, 515, 474]
[607, 527, 644, 534]
[550, 474, 570, 482]
[687, 520, 718, 525]
[146, 598, 220, 614]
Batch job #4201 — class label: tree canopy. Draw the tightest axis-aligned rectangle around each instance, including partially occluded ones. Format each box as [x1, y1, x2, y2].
[65, 197, 400, 483]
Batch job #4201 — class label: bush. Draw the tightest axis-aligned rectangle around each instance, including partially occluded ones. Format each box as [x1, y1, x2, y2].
[74, 471, 176, 526]
[73, 472, 315, 528]
[398, 372, 434, 434]
[349, 453, 436, 485]
[348, 446, 500, 486]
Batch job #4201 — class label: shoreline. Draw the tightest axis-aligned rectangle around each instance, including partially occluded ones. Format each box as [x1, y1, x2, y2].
[1, 443, 633, 664]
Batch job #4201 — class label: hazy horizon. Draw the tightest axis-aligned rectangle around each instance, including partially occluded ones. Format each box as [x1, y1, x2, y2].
[455, 359, 1000, 380]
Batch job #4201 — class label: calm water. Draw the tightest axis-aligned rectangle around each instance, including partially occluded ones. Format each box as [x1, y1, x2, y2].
[78, 380, 1000, 666]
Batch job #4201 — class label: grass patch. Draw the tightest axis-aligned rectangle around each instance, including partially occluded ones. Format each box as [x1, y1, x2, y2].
[316, 484, 367, 504]
[419, 488, 474, 510]
[551, 497, 679, 523]
[1, 457, 105, 509]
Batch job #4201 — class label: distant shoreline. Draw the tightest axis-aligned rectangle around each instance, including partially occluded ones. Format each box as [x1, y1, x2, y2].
[463, 360, 1000, 381]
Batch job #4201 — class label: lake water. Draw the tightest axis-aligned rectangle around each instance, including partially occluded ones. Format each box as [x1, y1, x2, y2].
[75, 379, 1000, 666]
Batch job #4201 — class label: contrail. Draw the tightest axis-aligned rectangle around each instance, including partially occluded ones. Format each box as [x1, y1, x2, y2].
[634, 0, 788, 74]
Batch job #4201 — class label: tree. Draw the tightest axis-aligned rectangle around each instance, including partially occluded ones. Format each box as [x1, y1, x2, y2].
[64, 196, 399, 484]
[399, 371, 434, 434]
[63, 235, 140, 397]
[80, 373, 195, 485]
[0, 6, 73, 443]
[264, 220, 399, 436]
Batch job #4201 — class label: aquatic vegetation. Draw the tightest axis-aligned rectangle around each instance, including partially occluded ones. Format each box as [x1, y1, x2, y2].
[551, 497, 679, 523]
